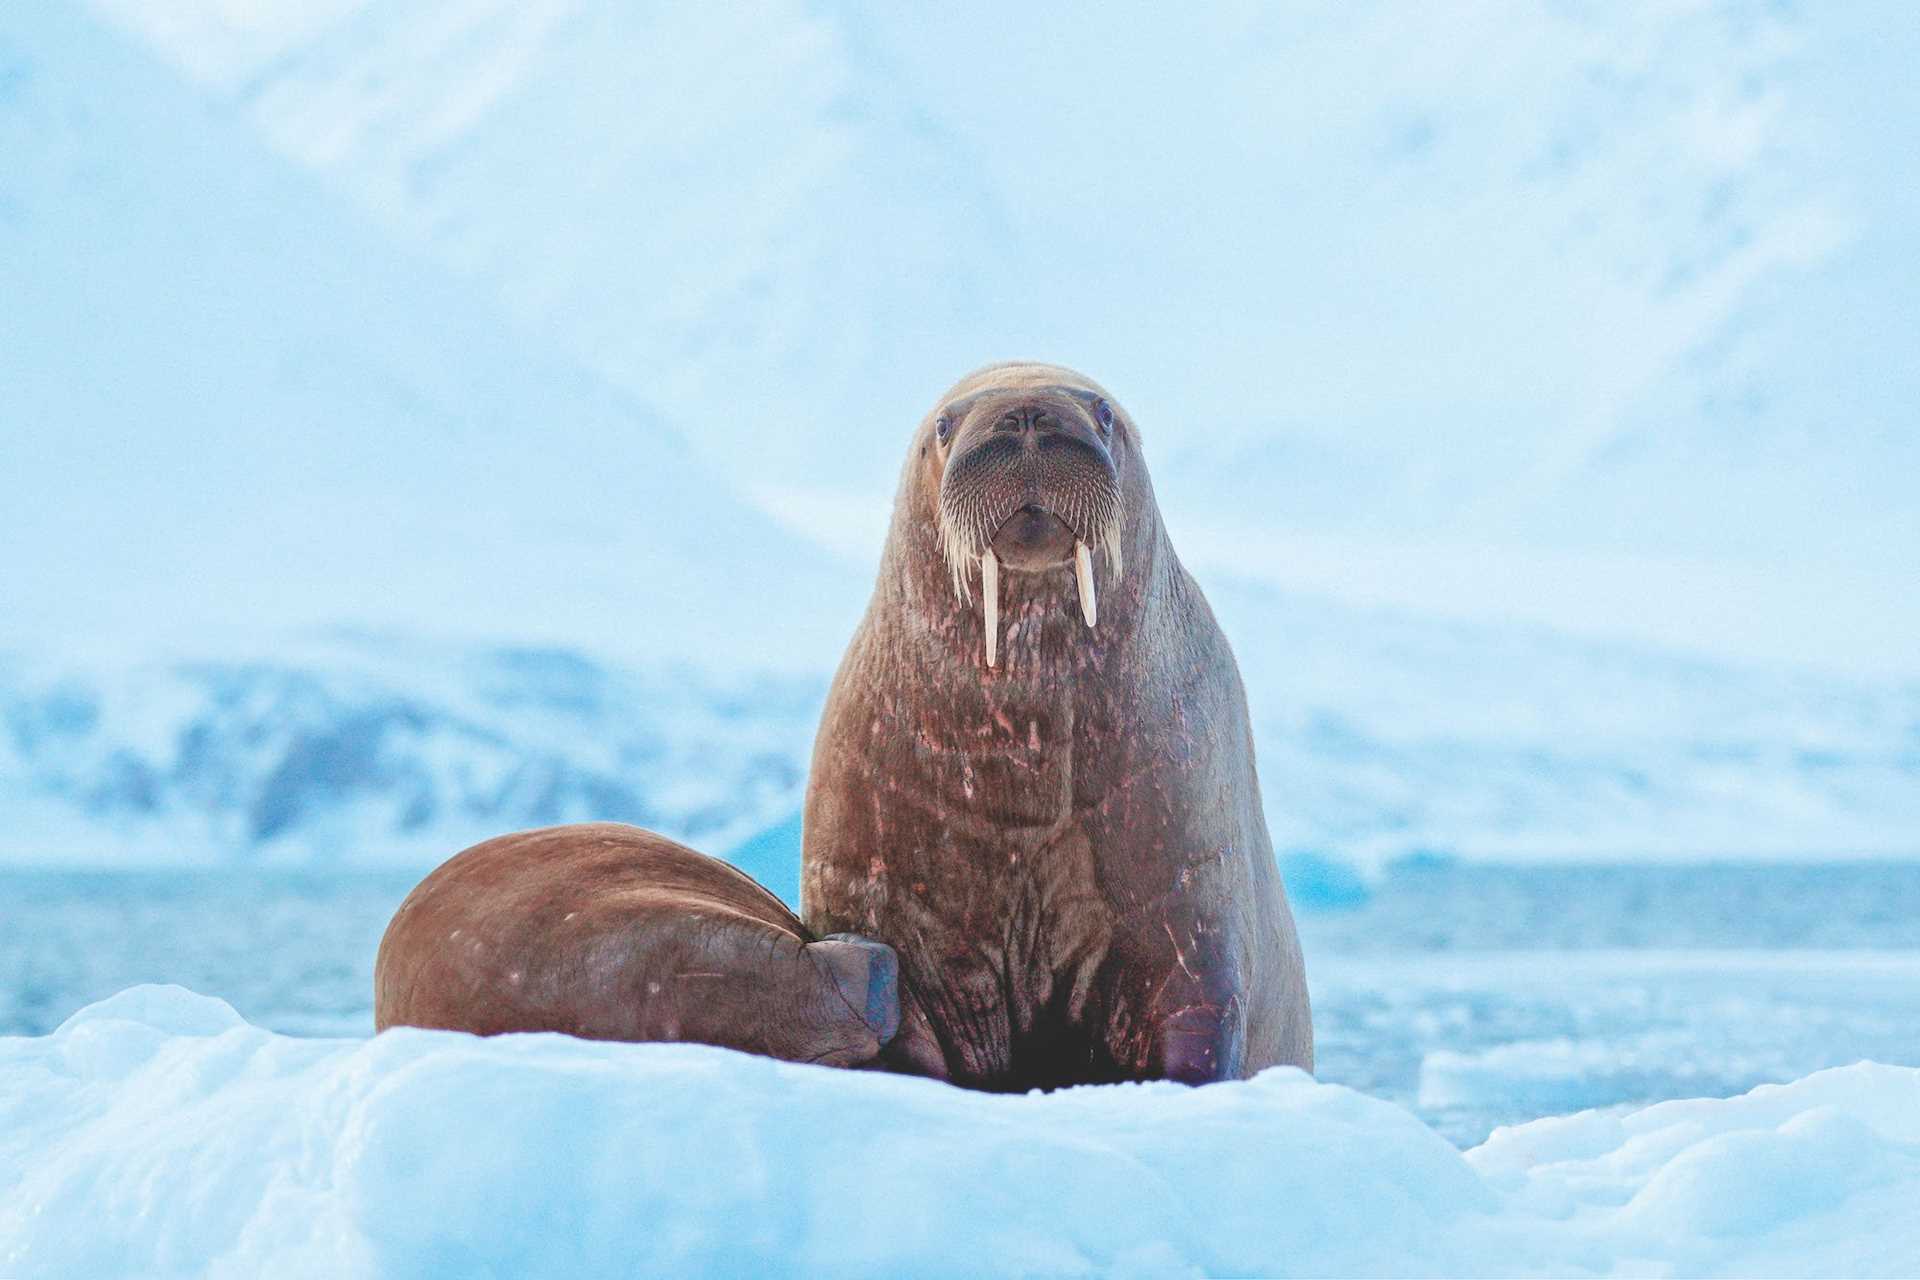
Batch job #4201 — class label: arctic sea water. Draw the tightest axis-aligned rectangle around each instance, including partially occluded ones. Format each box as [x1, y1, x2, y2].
[8, 860, 1918, 1147]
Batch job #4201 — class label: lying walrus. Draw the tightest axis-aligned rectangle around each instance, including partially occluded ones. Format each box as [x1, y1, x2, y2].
[374, 822, 944, 1075]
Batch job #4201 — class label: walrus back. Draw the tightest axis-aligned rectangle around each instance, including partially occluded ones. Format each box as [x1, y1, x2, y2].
[374, 822, 905, 1070]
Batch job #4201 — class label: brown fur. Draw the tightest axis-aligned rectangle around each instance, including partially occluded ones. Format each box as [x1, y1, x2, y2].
[802, 362, 1312, 1089]
[375, 822, 943, 1073]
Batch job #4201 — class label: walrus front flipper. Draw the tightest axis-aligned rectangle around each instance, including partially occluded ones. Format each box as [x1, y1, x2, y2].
[814, 934, 949, 1080]
[811, 934, 901, 1046]
[373, 823, 936, 1075]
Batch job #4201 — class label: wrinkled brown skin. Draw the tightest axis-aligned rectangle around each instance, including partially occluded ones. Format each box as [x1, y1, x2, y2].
[803, 361, 1313, 1090]
[375, 822, 946, 1074]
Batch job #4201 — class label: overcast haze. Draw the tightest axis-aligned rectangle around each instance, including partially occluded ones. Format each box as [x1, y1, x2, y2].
[55, 0, 1918, 673]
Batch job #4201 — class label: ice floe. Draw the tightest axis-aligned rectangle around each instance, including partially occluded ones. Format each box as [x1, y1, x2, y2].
[3, 986, 1916, 1277]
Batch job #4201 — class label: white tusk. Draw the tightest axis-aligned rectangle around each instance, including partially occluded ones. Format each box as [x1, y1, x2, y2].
[981, 549, 999, 667]
[1074, 541, 1097, 628]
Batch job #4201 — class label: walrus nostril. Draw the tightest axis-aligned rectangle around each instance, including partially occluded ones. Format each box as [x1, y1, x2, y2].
[992, 408, 1061, 434]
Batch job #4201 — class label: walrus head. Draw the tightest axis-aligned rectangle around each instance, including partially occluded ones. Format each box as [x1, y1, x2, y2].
[918, 362, 1134, 667]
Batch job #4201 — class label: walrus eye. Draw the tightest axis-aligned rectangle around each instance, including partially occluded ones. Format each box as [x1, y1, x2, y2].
[1094, 399, 1114, 437]
[935, 414, 953, 444]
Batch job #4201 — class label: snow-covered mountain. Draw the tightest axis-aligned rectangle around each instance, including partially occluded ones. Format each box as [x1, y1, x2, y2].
[0, 2, 862, 669]
[84, 0, 1013, 502]
[0, 637, 821, 868]
[1209, 583, 1920, 865]
[84, 0, 1920, 674]
[4, 588, 1914, 871]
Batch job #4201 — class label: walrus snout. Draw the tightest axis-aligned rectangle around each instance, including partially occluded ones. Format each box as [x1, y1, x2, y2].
[937, 388, 1118, 536]
[944, 399, 1114, 493]
[935, 391, 1125, 665]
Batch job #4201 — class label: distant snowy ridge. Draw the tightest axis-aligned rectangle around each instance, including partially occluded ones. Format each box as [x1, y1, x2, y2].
[3, 589, 1915, 870]
[0, 640, 820, 867]
[4, 985, 1918, 1277]
[1211, 582, 1920, 865]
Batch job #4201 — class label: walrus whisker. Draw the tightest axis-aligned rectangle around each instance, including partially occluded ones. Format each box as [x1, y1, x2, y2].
[934, 433, 1125, 632]
[941, 507, 974, 603]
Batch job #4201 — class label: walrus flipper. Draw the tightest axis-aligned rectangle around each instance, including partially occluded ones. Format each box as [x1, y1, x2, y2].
[818, 933, 949, 1079]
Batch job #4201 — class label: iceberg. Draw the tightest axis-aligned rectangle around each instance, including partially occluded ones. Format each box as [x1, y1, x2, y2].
[3, 986, 1915, 1277]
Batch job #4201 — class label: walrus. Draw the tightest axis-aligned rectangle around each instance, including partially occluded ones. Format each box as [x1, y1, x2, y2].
[374, 822, 944, 1074]
[801, 361, 1312, 1089]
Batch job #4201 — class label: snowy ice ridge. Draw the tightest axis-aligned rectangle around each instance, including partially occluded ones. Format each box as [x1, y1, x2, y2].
[0, 641, 822, 867]
[3, 985, 1917, 1278]
[5, 605, 1918, 872]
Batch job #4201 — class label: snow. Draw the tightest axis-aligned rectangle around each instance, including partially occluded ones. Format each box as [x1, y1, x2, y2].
[3, 986, 1916, 1278]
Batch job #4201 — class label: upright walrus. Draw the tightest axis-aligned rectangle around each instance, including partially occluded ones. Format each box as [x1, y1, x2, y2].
[375, 822, 943, 1074]
[803, 361, 1312, 1089]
